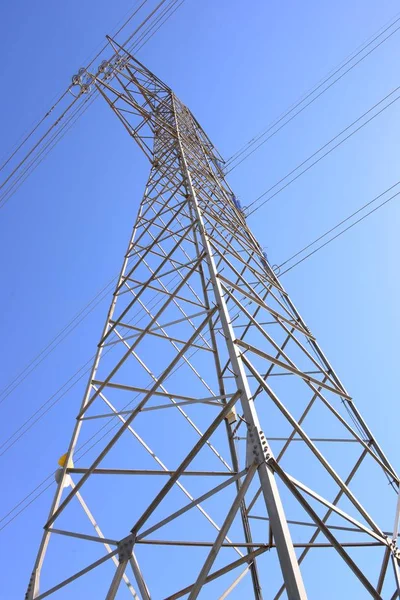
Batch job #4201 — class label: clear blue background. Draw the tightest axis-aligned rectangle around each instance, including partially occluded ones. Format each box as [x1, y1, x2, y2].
[0, 0, 400, 597]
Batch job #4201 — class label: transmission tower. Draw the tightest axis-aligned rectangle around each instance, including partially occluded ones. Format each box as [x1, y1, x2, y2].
[26, 37, 400, 600]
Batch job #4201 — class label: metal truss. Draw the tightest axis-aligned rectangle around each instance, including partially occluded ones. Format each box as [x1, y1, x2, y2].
[26, 37, 400, 600]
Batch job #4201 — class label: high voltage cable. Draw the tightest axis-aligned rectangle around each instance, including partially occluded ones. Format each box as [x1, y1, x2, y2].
[0, 95, 81, 198]
[0, 2, 393, 207]
[0, 0, 149, 175]
[225, 15, 400, 172]
[127, 0, 185, 54]
[123, 0, 173, 49]
[0, 1, 191, 530]
[2, 1, 182, 209]
[0, 0, 185, 211]
[0, 89, 72, 176]
[0, 479, 54, 532]
[245, 84, 400, 216]
[0, 280, 217, 532]
[0, 0, 155, 202]
[278, 180, 400, 275]
[0, 356, 96, 458]
[0, 4, 149, 180]
[278, 180, 400, 269]
[1, 1, 391, 207]
[226, 13, 400, 168]
[0, 93, 98, 210]
[84, 0, 150, 70]
[0, 276, 117, 405]
[0, 270, 184, 456]
[0, 0, 188, 406]
[0, 297, 228, 533]
[7, 52, 393, 219]
[0, 29, 139, 209]
[226, 10, 400, 164]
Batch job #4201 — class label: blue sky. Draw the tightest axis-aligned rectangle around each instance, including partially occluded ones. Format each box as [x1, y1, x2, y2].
[1, 0, 400, 597]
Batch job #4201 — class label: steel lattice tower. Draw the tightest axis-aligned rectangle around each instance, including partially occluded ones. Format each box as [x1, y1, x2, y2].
[26, 38, 400, 600]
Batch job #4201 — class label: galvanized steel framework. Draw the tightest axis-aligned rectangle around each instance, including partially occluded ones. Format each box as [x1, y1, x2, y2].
[26, 38, 400, 599]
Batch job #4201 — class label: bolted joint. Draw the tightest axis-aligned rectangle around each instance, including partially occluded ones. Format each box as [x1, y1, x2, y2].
[117, 534, 134, 563]
[389, 537, 400, 560]
[25, 569, 38, 600]
[246, 426, 274, 467]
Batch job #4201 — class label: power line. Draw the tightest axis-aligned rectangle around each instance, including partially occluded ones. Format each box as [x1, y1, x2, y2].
[0, 480, 54, 532]
[0, 0, 148, 177]
[0, 95, 81, 198]
[84, 0, 150, 69]
[245, 84, 400, 216]
[0, 0, 186, 211]
[0, 244, 243, 527]
[225, 15, 400, 172]
[0, 268, 184, 457]
[0, 277, 214, 532]
[122, 0, 171, 49]
[0, 0, 189, 408]
[0, 356, 96, 458]
[0, 0, 149, 177]
[129, 0, 186, 54]
[0, 87, 98, 210]
[0, 1, 188, 421]
[0, 89, 72, 176]
[0, 277, 117, 405]
[0, 323, 215, 532]
[278, 180, 400, 276]
[0, 0, 191, 455]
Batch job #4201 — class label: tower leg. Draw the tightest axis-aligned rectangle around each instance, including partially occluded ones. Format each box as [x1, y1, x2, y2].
[172, 94, 307, 600]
